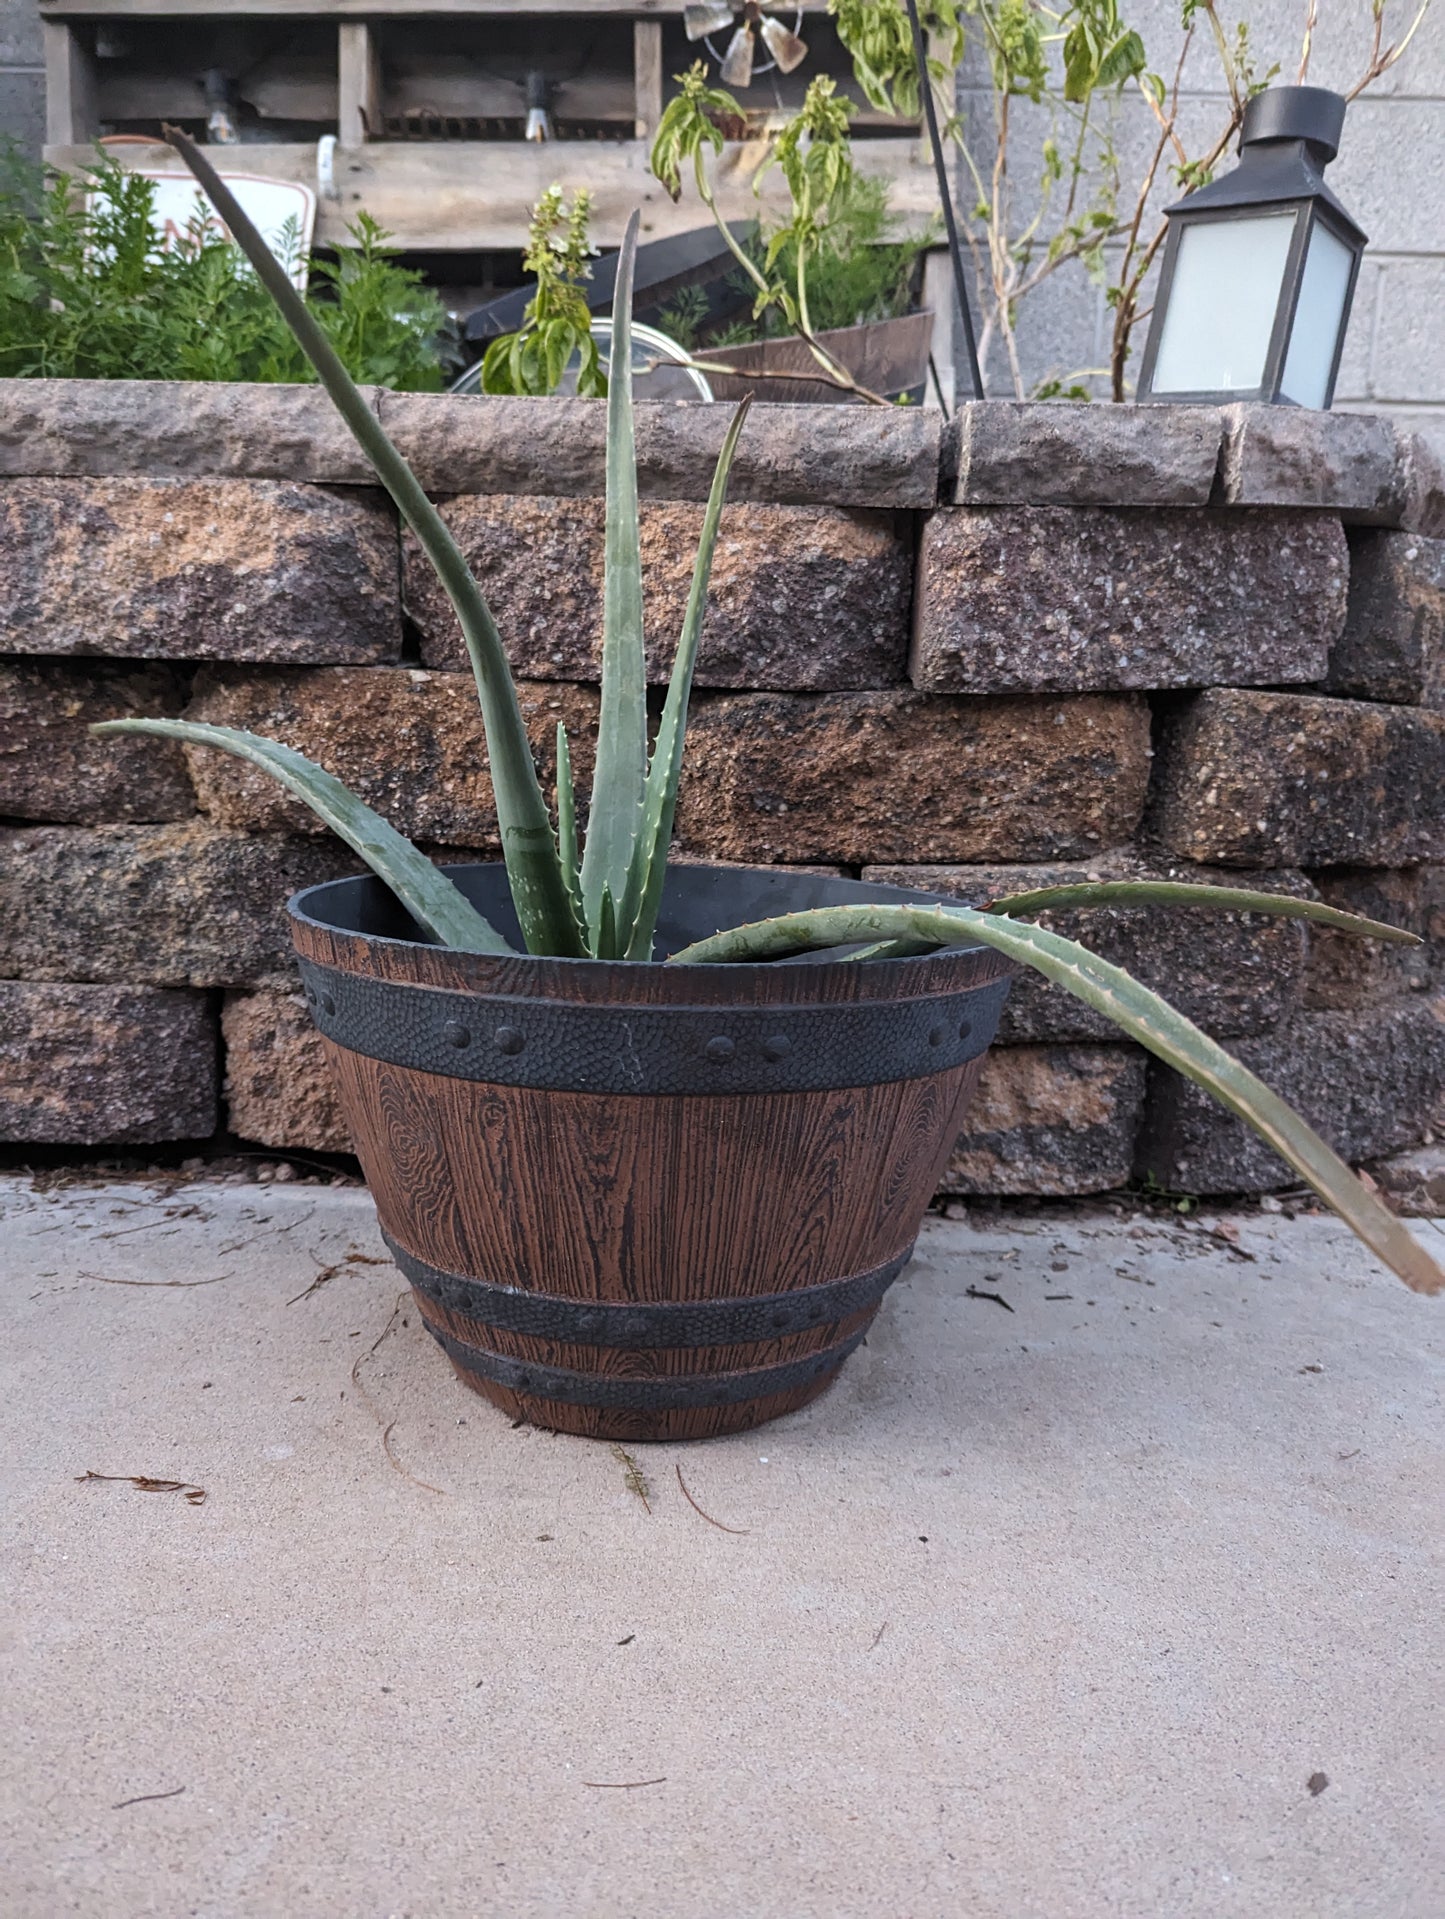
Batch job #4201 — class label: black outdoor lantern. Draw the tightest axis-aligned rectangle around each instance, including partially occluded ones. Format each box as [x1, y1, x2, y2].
[1137, 86, 1366, 410]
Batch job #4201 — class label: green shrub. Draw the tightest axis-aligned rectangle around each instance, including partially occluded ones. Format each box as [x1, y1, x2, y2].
[0, 152, 447, 389]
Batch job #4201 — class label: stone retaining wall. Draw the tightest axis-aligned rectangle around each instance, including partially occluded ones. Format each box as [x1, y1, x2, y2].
[2, 381, 1444, 1197]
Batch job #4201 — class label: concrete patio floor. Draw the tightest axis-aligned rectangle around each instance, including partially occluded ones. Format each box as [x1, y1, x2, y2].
[2, 1174, 1442, 1919]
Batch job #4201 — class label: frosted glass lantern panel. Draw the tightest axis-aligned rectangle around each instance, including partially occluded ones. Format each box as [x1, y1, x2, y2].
[1279, 221, 1355, 409]
[1149, 213, 1297, 394]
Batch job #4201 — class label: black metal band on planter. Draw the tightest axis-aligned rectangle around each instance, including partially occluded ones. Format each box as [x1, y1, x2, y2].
[388, 1234, 913, 1348]
[297, 960, 1008, 1095]
[426, 1323, 871, 1410]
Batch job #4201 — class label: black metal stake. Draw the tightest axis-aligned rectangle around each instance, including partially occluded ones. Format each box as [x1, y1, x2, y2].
[902, 0, 984, 400]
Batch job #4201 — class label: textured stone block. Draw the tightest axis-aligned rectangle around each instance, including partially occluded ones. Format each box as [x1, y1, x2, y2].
[0, 659, 195, 823]
[0, 824, 358, 988]
[1367, 1143, 1445, 1218]
[0, 380, 381, 483]
[862, 853, 1308, 1042]
[913, 507, 1345, 693]
[1327, 529, 1445, 707]
[949, 402, 1223, 506]
[377, 392, 941, 506]
[1302, 866, 1444, 1010]
[674, 691, 1152, 865]
[0, 478, 401, 663]
[1219, 405, 1403, 520]
[940, 1045, 1146, 1196]
[0, 982, 217, 1143]
[1400, 430, 1445, 539]
[1149, 689, 1445, 867]
[222, 989, 350, 1152]
[1138, 999, 1445, 1194]
[184, 668, 599, 848]
[406, 498, 910, 689]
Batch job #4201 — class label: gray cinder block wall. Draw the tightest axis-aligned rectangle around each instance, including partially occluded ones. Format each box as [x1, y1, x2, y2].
[0, 0, 41, 157]
[956, 0, 1445, 452]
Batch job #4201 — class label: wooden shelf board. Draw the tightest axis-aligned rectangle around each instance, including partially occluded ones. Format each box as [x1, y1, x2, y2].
[46, 135, 936, 250]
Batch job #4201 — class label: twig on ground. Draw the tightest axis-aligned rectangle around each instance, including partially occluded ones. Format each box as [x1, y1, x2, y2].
[674, 1462, 749, 1534]
[82, 1271, 231, 1290]
[351, 1291, 446, 1496]
[613, 1445, 652, 1513]
[77, 1471, 206, 1506]
[965, 1285, 1014, 1312]
[582, 1777, 668, 1789]
[113, 1785, 186, 1809]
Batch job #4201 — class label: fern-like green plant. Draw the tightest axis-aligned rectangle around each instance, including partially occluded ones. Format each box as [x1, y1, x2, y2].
[93, 127, 1444, 1299]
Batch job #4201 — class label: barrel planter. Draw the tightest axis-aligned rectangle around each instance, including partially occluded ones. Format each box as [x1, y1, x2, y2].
[288, 862, 1015, 1442]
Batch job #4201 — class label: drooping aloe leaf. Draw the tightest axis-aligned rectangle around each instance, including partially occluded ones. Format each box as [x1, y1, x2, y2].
[157, 127, 582, 959]
[92, 720, 514, 955]
[668, 901, 1444, 1297]
[985, 881, 1421, 943]
[620, 398, 751, 961]
[555, 722, 584, 928]
[580, 208, 646, 950]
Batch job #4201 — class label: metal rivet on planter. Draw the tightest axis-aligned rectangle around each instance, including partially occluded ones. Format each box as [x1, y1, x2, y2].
[320, 992, 336, 1017]
[958, 1019, 973, 1041]
[928, 1024, 945, 1047]
[704, 1035, 736, 1063]
[494, 1025, 526, 1056]
[761, 1033, 792, 1062]
[443, 1019, 472, 1050]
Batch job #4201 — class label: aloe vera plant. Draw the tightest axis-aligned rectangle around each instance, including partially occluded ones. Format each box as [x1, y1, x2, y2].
[92, 128, 1443, 1299]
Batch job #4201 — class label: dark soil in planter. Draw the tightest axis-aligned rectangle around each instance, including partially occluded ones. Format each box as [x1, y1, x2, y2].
[289, 863, 1014, 1441]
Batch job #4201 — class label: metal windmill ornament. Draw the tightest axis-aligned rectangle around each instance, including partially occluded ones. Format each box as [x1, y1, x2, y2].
[684, 0, 809, 89]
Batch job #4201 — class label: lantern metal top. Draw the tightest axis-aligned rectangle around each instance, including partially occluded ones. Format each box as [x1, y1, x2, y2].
[1162, 85, 1366, 246]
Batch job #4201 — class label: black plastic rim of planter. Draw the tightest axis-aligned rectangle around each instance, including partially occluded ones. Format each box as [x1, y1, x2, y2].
[388, 1233, 914, 1348]
[288, 860, 1000, 970]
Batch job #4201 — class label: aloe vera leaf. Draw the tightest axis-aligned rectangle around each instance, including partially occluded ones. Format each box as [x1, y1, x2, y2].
[92, 720, 514, 955]
[668, 901, 1444, 1297]
[579, 209, 647, 945]
[621, 398, 752, 961]
[158, 128, 581, 959]
[555, 722, 585, 929]
[985, 881, 1421, 943]
[598, 885, 619, 963]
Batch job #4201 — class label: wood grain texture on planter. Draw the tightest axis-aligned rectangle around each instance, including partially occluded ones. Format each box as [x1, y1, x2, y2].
[913, 507, 1345, 693]
[1150, 689, 1445, 867]
[0, 981, 217, 1143]
[1138, 997, 1445, 1194]
[184, 667, 599, 847]
[941, 1045, 1146, 1196]
[405, 497, 911, 690]
[222, 989, 351, 1152]
[0, 823, 359, 988]
[0, 477, 401, 663]
[674, 691, 1151, 865]
[1328, 529, 1445, 708]
[291, 887, 1013, 1441]
[0, 659, 195, 823]
[863, 854, 1308, 1042]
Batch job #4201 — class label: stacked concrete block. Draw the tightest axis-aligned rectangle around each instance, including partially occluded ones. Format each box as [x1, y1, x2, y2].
[1, 384, 1440, 1196]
